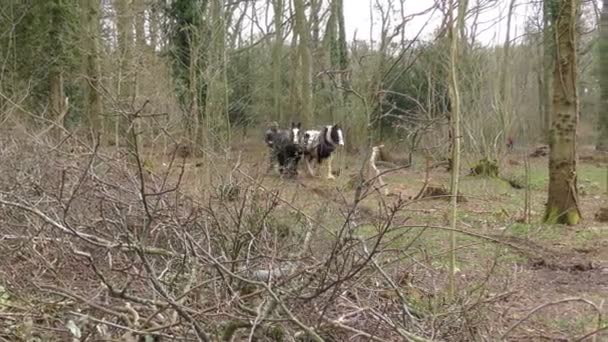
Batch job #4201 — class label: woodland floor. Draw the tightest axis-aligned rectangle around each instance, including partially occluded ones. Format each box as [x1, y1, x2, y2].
[169, 139, 608, 341]
[1, 133, 607, 341]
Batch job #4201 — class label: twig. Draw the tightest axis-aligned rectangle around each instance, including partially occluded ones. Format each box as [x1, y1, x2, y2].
[576, 325, 608, 342]
[501, 297, 602, 339]
[68, 311, 175, 340]
[358, 237, 423, 324]
[0, 197, 179, 257]
[136, 247, 211, 342]
[186, 234, 325, 342]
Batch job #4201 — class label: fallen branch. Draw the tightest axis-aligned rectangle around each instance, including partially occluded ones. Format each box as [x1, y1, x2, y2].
[501, 297, 602, 339]
[0, 197, 179, 257]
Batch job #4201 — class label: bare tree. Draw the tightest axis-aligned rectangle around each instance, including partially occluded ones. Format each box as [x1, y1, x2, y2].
[447, 0, 465, 297]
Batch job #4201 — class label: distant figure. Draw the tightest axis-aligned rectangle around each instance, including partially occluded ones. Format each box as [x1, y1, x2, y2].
[506, 137, 514, 151]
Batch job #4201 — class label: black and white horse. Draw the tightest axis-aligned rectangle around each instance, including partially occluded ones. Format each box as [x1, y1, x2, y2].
[302, 124, 344, 179]
[264, 122, 303, 177]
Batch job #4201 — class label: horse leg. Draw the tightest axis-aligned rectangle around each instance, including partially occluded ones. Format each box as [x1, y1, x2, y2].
[305, 157, 316, 177]
[267, 149, 278, 174]
[326, 154, 335, 180]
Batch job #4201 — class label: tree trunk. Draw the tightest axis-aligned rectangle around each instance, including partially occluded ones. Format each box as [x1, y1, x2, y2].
[288, 20, 300, 121]
[458, 0, 469, 45]
[272, 0, 284, 122]
[149, 4, 159, 51]
[541, 0, 554, 143]
[597, 0, 608, 151]
[544, 0, 581, 225]
[309, 0, 321, 49]
[189, 33, 200, 145]
[447, 0, 464, 298]
[115, 0, 133, 99]
[323, 0, 348, 121]
[293, 0, 313, 126]
[286, 0, 299, 121]
[204, 0, 231, 148]
[336, 0, 349, 92]
[499, 0, 516, 144]
[47, 0, 68, 127]
[114, 0, 134, 147]
[309, 0, 323, 98]
[134, 0, 146, 49]
[48, 68, 65, 122]
[82, 0, 103, 140]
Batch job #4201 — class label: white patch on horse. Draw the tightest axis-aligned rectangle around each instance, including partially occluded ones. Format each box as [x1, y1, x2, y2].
[324, 126, 335, 145]
[303, 130, 320, 150]
[291, 127, 300, 144]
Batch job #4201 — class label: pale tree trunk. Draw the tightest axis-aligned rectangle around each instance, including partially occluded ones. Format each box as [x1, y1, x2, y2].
[272, 0, 284, 122]
[204, 0, 231, 148]
[323, 0, 340, 120]
[134, 0, 146, 49]
[537, 39, 544, 133]
[309, 0, 321, 49]
[597, 0, 608, 151]
[115, 0, 133, 100]
[458, 0, 468, 48]
[133, 0, 147, 150]
[287, 0, 298, 119]
[335, 0, 349, 92]
[447, 0, 464, 298]
[323, 0, 349, 121]
[149, 4, 159, 52]
[544, 0, 581, 225]
[288, 20, 300, 121]
[82, 0, 103, 141]
[189, 33, 201, 146]
[114, 0, 134, 147]
[498, 0, 516, 147]
[541, 0, 554, 143]
[48, 0, 67, 126]
[372, 1, 391, 140]
[293, 0, 313, 126]
[48, 69, 65, 123]
[309, 0, 323, 98]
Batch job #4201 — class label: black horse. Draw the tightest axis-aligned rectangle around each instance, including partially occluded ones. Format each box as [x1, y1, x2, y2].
[264, 122, 303, 177]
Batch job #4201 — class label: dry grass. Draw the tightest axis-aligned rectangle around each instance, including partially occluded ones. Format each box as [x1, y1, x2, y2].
[0, 130, 606, 341]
